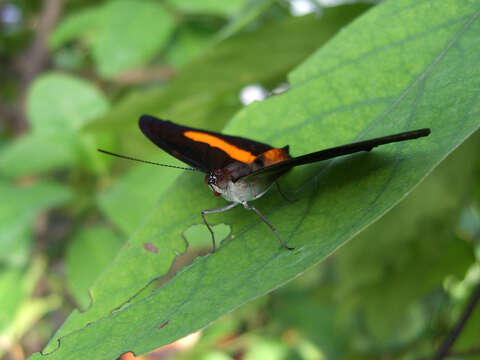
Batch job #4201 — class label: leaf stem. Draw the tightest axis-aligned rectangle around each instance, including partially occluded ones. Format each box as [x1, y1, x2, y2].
[433, 282, 480, 360]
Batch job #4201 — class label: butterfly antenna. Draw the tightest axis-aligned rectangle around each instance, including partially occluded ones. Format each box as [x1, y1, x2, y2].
[98, 149, 201, 172]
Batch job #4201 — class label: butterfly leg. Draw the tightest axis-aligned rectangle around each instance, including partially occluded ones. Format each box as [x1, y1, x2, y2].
[242, 201, 294, 251]
[275, 181, 296, 203]
[201, 202, 239, 252]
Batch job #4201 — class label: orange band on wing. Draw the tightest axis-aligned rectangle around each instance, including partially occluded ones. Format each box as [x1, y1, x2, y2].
[260, 148, 290, 166]
[184, 131, 256, 163]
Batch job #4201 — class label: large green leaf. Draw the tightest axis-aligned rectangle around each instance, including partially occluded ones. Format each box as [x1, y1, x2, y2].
[32, 0, 480, 358]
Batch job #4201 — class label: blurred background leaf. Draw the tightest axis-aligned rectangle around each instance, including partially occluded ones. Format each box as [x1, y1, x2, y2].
[65, 226, 124, 310]
[0, 72, 110, 177]
[165, 0, 249, 17]
[0, 180, 72, 266]
[50, 0, 175, 78]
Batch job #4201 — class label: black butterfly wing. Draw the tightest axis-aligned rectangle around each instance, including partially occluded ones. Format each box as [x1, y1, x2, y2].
[237, 128, 431, 183]
[139, 115, 274, 172]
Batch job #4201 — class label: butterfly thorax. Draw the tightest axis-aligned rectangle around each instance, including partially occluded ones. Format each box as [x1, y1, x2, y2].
[205, 147, 291, 203]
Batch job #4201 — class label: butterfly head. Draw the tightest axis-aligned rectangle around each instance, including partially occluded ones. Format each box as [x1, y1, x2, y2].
[205, 169, 231, 196]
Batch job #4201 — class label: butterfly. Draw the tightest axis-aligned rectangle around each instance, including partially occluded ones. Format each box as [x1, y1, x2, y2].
[99, 115, 430, 252]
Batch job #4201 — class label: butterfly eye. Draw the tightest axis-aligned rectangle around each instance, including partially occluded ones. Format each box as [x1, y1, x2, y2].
[207, 173, 217, 185]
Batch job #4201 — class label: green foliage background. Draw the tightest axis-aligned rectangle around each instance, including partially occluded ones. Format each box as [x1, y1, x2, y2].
[0, 0, 479, 359]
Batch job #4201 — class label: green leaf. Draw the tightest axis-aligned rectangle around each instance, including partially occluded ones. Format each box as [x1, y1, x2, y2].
[0, 72, 109, 177]
[164, 25, 217, 67]
[51, 0, 175, 78]
[214, 0, 276, 42]
[49, 7, 100, 49]
[0, 133, 75, 177]
[32, 0, 480, 358]
[93, 0, 174, 78]
[27, 72, 109, 135]
[66, 226, 124, 310]
[166, 0, 248, 16]
[0, 180, 72, 266]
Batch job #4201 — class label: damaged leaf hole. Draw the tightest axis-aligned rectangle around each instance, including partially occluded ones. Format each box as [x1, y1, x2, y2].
[156, 223, 231, 281]
[144, 224, 230, 257]
[138, 223, 232, 295]
[183, 223, 231, 252]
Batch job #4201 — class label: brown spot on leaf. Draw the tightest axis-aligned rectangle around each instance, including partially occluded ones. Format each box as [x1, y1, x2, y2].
[143, 242, 158, 254]
[158, 320, 169, 329]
